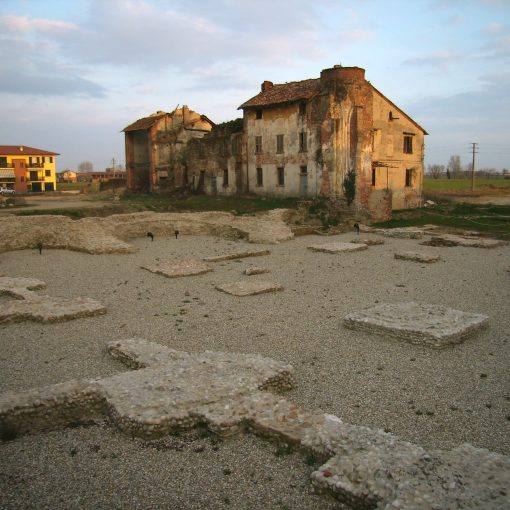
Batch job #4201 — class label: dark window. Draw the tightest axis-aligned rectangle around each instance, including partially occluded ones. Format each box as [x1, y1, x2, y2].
[49, 156, 53, 163]
[299, 102, 306, 116]
[37, 157, 40, 164]
[405, 168, 412, 187]
[42, 156, 45, 163]
[403, 135, 413, 154]
[256, 109, 263, 119]
[299, 131, 307, 152]
[28, 157, 33, 166]
[20, 176, 25, 182]
[276, 134, 284, 154]
[45, 170, 51, 177]
[255, 136, 262, 154]
[223, 169, 229, 187]
[372, 167, 376, 186]
[300, 165, 307, 175]
[277, 166, 285, 186]
[256, 167, 263, 187]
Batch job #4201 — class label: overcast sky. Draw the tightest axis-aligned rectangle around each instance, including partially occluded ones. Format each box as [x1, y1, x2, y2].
[0, 0, 509, 171]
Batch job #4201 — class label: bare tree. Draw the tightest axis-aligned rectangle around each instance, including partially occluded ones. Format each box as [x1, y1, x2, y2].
[78, 161, 94, 173]
[448, 155, 462, 179]
[427, 164, 445, 179]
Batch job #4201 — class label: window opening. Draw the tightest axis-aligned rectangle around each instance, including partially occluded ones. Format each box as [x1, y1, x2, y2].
[256, 167, 263, 187]
[277, 166, 285, 186]
[276, 134, 284, 154]
[299, 132, 307, 152]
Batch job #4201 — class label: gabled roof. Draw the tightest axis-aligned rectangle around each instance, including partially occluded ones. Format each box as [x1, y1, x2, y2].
[123, 112, 168, 132]
[371, 86, 428, 135]
[239, 78, 321, 109]
[0, 145, 59, 156]
[123, 111, 215, 132]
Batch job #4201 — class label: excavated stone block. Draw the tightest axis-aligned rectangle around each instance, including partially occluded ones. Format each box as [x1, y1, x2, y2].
[0, 338, 508, 509]
[351, 237, 385, 245]
[203, 249, 270, 262]
[374, 227, 425, 239]
[215, 281, 283, 296]
[141, 259, 212, 278]
[244, 266, 270, 276]
[0, 296, 106, 324]
[344, 302, 488, 347]
[394, 251, 441, 263]
[0, 277, 106, 324]
[308, 242, 368, 253]
[305, 416, 510, 510]
[424, 234, 507, 248]
[0, 276, 47, 299]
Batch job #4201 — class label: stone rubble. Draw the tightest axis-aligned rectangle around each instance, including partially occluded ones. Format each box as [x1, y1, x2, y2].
[0, 277, 106, 324]
[351, 237, 385, 245]
[141, 259, 212, 278]
[394, 251, 441, 263]
[0, 338, 507, 509]
[0, 210, 294, 254]
[215, 281, 283, 296]
[203, 249, 271, 262]
[344, 302, 489, 347]
[308, 242, 368, 253]
[244, 266, 270, 276]
[423, 234, 507, 248]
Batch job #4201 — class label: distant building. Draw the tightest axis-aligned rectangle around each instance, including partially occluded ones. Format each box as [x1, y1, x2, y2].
[0, 145, 59, 192]
[123, 106, 214, 193]
[58, 170, 77, 183]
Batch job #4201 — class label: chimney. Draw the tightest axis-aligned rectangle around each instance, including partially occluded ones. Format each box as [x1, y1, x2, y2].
[19, 146, 23, 152]
[261, 80, 274, 92]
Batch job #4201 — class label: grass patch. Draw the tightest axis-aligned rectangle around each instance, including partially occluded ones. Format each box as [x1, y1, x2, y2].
[374, 203, 510, 239]
[120, 193, 301, 215]
[424, 177, 510, 191]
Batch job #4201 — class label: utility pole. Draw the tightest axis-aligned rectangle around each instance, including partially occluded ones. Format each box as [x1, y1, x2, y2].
[470, 142, 478, 192]
[111, 157, 116, 172]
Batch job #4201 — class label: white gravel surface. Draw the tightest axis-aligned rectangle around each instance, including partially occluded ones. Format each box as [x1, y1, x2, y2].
[1, 230, 509, 509]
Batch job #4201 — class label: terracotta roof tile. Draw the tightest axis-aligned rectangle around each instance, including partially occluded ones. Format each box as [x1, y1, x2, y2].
[0, 145, 59, 156]
[239, 78, 321, 109]
[123, 112, 168, 132]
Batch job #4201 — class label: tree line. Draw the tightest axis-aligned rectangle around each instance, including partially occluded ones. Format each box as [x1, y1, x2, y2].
[427, 156, 508, 179]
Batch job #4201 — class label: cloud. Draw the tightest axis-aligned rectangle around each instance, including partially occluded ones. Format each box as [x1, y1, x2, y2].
[38, 0, 327, 71]
[0, 36, 105, 97]
[0, 15, 76, 33]
[403, 51, 462, 67]
[477, 23, 510, 60]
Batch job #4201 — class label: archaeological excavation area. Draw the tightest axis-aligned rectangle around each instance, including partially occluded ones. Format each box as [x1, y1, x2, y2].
[0, 211, 509, 509]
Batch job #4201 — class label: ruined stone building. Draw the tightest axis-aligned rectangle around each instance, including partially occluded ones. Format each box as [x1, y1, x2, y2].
[124, 67, 426, 216]
[123, 106, 214, 192]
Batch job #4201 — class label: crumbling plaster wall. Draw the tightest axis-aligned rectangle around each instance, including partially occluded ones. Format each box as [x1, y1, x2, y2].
[187, 130, 244, 195]
[245, 103, 320, 197]
[371, 92, 424, 209]
[318, 67, 375, 217]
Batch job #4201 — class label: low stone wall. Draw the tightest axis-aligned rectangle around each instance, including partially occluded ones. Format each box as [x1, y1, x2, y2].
[0, 210, 294, 254]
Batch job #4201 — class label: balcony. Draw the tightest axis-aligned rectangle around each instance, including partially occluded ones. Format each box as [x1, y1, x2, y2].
[27, 163, 44, 168]
[0, 163, 14, 168]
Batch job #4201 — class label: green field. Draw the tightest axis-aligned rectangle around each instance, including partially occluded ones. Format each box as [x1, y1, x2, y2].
[374, 203, 510, 239]
[423, 177, 510, 191]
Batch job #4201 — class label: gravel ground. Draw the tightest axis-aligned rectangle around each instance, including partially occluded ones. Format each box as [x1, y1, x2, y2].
[1, 231, 509, 509]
